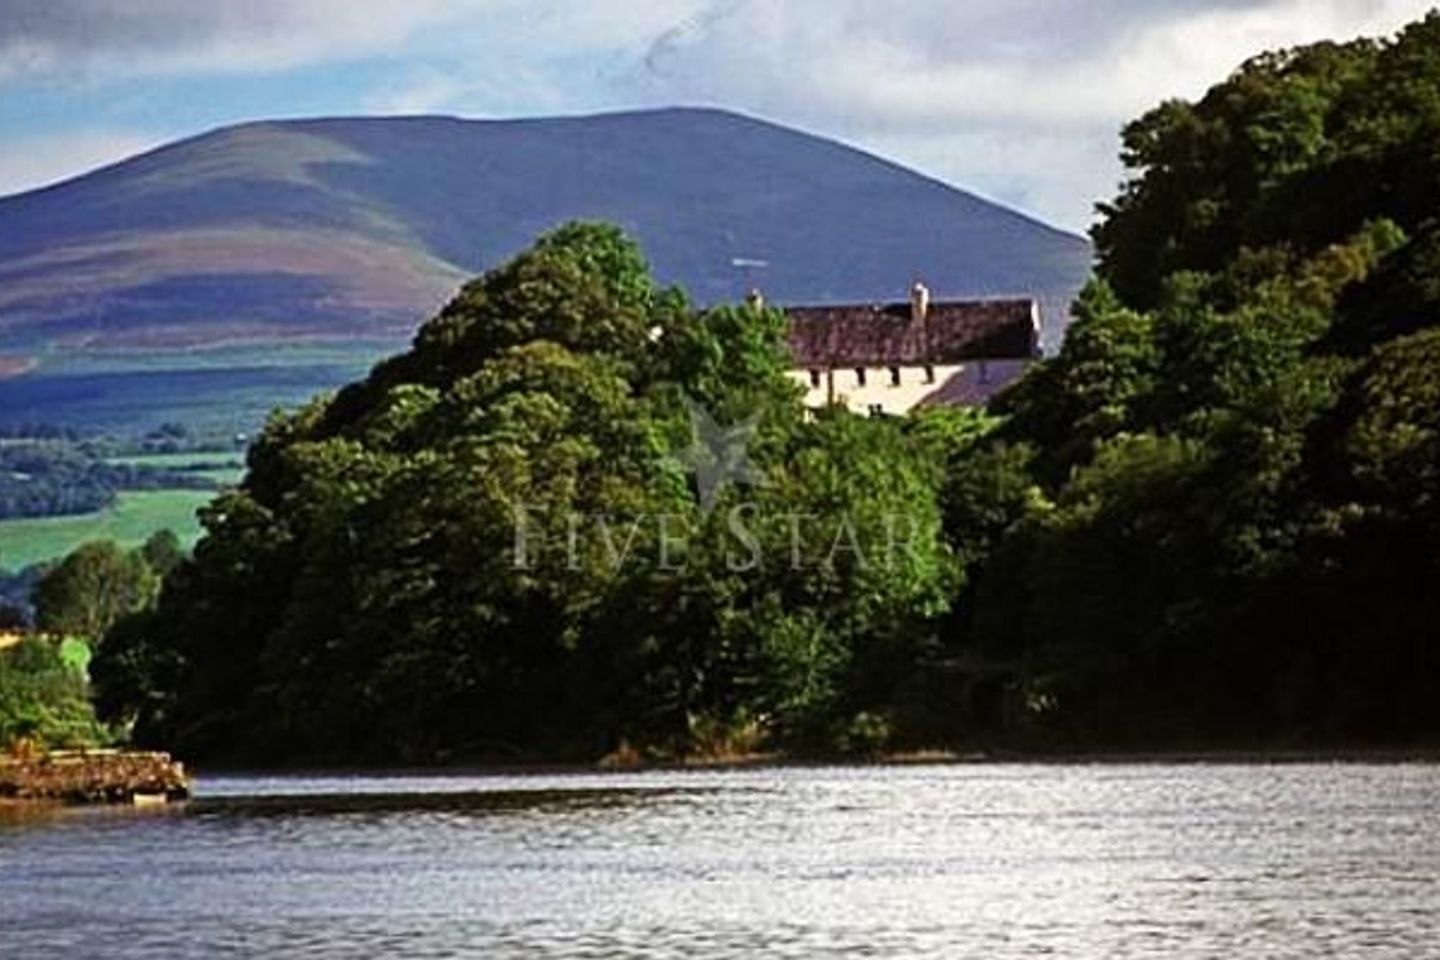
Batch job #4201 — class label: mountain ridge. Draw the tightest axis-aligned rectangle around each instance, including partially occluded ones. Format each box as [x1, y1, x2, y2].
[5, 107, 1085, 237]
[0, 107, 1091, 371]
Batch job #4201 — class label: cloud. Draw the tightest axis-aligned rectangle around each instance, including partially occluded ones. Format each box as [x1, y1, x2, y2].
[0, 0, 707, 196]
[623, 0, 1437, 229]
[1, 0, 1435, 229]
[360, 0, 709, 116]
[0, 129, 165, 197]
[364, 69, 470, 116]
[0, 0, 496, 81]
[0, 0, 711, 84]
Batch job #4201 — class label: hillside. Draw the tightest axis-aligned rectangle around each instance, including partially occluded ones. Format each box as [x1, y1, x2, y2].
[0, 108, 1089, 373]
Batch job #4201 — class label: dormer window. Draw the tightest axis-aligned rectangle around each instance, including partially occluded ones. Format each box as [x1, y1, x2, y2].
[889, 367, 901, 387]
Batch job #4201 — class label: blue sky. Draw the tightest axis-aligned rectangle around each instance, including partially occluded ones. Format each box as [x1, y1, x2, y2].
[0, 0, 1432, 232]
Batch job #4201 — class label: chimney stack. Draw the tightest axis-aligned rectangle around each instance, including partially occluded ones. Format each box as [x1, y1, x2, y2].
[746, 288, 765, 312]
[910, 281, 930, 323]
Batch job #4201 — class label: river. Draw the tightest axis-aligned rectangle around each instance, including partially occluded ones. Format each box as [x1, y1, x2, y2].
[3, 764, 1437, 957]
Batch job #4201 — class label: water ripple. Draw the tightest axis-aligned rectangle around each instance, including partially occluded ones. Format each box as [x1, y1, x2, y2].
[3, 764, 1438, 958]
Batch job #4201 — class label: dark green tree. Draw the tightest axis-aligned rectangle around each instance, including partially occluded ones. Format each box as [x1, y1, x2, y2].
[33, 541, 158, 644]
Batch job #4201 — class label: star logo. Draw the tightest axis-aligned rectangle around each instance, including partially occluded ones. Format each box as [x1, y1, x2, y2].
[670, 394, 768, 514]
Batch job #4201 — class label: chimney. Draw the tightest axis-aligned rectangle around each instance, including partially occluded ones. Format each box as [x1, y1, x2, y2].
[910, 281, 930, 323]
[746, 288, 765, 312]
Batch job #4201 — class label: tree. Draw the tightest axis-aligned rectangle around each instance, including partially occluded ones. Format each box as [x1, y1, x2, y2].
[1095, 14, 1440, 315]
[994, 280, 1159, 483]
[33, 541, 158, 643]
[140, 529, 186, 578]
[1093, 37, 1379, 307]
[91, 221, 973, 762]
[955, 11, 1440, 747]
[0, 637, 107, 749]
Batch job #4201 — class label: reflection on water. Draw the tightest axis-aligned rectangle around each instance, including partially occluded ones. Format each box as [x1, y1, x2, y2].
[3, 765, 1439, 958]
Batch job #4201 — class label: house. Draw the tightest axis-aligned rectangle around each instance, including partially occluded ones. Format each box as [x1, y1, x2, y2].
[776, 282, 1041, 416]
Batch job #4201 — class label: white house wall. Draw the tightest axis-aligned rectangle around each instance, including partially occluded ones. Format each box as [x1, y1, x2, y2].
[786, 360, 1030, 415]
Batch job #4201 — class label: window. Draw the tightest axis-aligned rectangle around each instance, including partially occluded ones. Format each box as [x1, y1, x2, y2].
[809, 369, 822, 389]
[924, 365, 936, 385]
[854, 368, 867, 387]
[889, 366, 901, 387]
[867, 403, 885, 417]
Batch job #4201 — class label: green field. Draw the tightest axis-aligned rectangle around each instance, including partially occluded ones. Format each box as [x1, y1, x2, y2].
[0, 489, 217, 571]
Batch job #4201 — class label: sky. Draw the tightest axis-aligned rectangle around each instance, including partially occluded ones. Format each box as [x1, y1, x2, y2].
[0, 0, 1433, 233]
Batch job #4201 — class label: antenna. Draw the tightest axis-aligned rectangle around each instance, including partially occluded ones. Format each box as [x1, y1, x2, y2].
[730, 257, 770, 304]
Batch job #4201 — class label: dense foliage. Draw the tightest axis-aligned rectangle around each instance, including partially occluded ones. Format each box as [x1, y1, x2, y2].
[975, 14, 1440, 744]
[92, 14, 1440, 762]
[93, 224, 965, 763]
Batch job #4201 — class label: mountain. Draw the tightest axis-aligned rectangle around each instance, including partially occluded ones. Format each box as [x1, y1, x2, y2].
[0, 108, 1090, 374]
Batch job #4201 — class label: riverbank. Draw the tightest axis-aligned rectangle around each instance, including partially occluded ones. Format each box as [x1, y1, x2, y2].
[0, 749, 191, 805]
[883, 745, 1440, 765]
[187, 744, 1440, 781]
[601, 745, 1440, 773]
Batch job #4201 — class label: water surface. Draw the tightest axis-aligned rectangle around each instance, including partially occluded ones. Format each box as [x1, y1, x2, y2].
[3, 764, 1437, 957]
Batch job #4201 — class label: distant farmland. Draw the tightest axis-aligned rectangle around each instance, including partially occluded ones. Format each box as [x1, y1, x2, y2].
[105, 451, 246, 486]
[0, 489, 216, 571]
